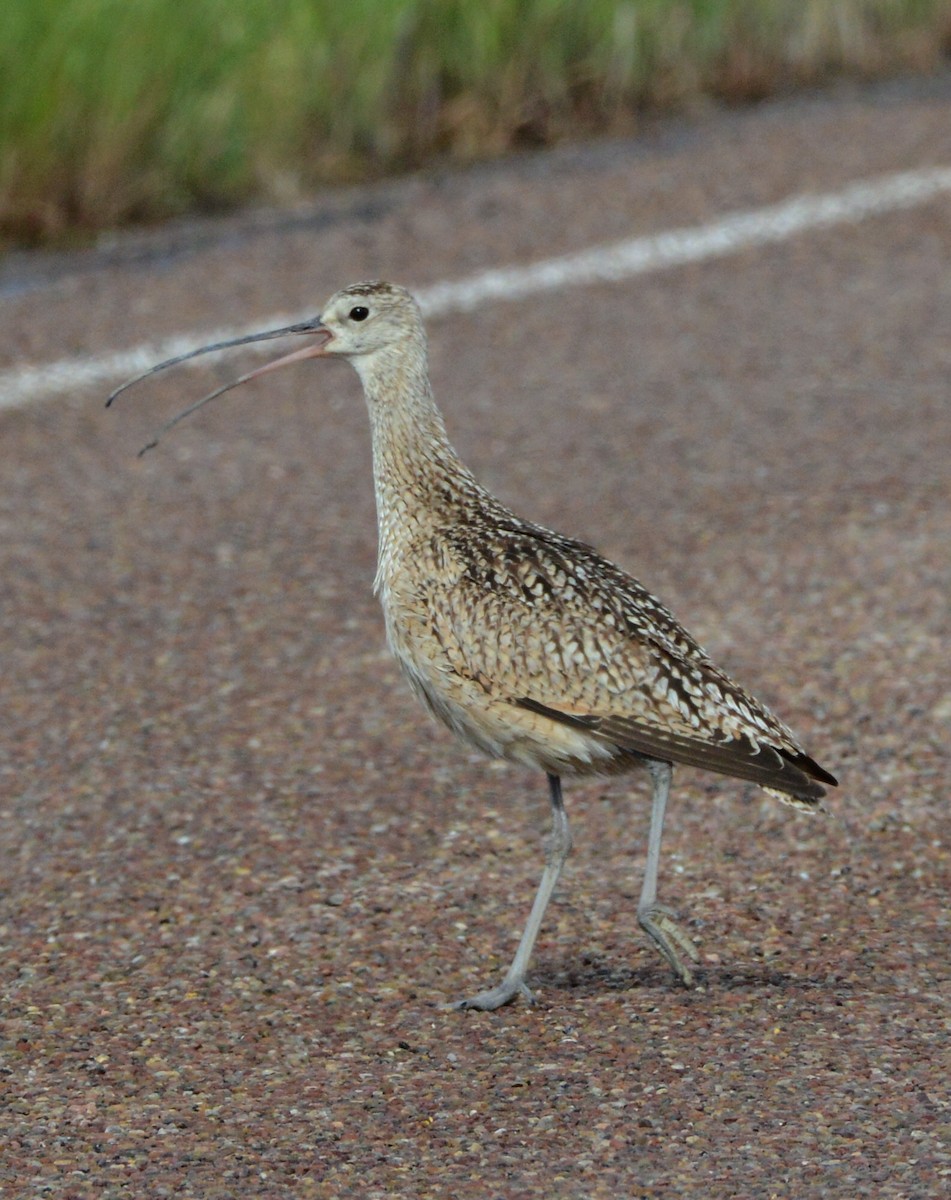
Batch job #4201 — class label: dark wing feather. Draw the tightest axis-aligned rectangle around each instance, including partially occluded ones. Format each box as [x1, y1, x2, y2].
[515, 697, 836, 803]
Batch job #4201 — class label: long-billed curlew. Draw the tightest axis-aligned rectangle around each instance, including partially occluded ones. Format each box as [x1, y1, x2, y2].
[109, 280, 837, 1010]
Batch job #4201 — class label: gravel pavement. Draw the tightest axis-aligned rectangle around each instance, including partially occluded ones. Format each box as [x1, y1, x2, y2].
[2, 78, 950, 1197]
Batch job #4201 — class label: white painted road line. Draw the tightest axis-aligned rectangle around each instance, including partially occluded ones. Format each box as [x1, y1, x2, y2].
[2, 165, 950, 412]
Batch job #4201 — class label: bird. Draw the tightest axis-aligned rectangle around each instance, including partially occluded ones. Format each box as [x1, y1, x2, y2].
[108, 280, 838, 1010]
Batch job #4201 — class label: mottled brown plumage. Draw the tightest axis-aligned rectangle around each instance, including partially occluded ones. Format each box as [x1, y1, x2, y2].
[112, 279, 837, 1010]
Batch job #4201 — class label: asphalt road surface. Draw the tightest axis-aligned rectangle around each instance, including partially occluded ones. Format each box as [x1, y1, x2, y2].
[2, 77, 950, 1198]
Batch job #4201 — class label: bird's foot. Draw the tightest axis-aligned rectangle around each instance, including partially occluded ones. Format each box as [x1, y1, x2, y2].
[452, 975, 535, 1012]
[638, 902, 700, 987]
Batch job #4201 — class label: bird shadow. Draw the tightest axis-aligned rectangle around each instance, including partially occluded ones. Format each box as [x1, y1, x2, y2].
[532, 954, 858, 1000]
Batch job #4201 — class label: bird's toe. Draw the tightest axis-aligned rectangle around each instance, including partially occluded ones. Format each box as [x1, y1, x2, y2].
[638, 903, 700, 986]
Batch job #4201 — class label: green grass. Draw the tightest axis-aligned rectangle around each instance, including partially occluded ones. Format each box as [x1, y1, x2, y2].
[1, 0, 949, 245]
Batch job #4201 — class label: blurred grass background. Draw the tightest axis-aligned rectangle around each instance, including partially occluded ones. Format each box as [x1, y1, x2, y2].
[1, 0, 949, 246]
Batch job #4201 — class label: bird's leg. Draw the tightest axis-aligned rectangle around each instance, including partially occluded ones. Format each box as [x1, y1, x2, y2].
[455, 774, 572, 1011]
[637, 760, 700, 986]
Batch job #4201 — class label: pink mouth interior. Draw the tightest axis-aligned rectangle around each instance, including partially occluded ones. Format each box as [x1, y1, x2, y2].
[242, 328, 333, 384]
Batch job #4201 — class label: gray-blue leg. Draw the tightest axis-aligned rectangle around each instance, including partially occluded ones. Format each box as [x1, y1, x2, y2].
[456, 774, 571, 1011]
[637, 760, 699, 985]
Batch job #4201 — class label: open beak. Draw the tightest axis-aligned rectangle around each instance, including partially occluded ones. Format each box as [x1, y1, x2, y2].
[105, 315, 332, 456]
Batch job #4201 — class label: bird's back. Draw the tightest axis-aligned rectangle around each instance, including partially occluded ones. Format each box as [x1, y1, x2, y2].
[381, 497, 835, 806]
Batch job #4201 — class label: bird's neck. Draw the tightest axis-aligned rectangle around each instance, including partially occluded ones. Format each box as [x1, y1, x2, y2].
[355, 347, 485, 587]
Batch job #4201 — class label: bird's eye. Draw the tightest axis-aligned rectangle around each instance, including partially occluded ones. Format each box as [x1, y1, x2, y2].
[348, 306, 369, 321]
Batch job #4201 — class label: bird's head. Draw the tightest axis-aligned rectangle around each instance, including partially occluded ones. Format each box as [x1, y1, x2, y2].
[106, 280, 425, 454]
[317, 282, 424, 362]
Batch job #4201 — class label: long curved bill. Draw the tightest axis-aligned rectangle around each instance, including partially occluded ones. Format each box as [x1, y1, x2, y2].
[104, 315, 331, 456]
